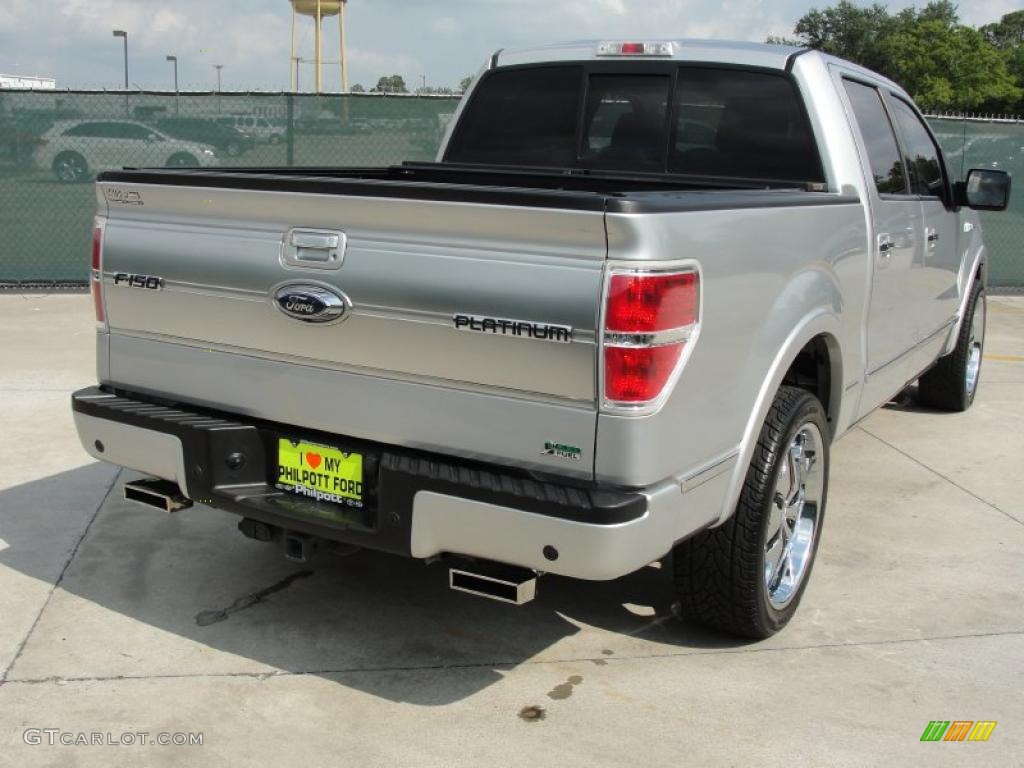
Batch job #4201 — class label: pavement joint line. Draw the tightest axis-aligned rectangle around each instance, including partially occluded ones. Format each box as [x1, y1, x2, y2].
[984, 354, 1024, 363]
[857, 426, 1024, 529]
[0, 388, 79, 393]
[988, 305, 1024, 315]
[0, 468, 122, 686]
[2, 628, 1022, 689]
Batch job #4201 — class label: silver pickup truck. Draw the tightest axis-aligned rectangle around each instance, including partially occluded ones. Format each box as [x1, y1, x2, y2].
[71, 40, 1010, 638]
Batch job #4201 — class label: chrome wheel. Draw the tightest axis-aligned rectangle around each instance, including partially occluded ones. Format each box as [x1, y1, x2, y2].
[763, 422, 825, 609]
[53, 153, 87, 183]
[166, 152, 198, 167]
[965, 295, 985, 397]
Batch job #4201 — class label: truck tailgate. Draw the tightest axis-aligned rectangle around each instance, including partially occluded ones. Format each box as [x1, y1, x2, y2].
[96, 177, 606, 479]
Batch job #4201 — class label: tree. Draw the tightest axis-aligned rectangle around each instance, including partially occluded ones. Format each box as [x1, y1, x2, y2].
[791, 1, 891, 72]
[981, 10, 1024, 48]
[458, 76, 473, 92]
[774, 1, 1021, 112]
[981, 11, 1024, 110]
[882, 16, 1019, 111]
[374, 75, 407, 93]
[350, 83, 365, 93]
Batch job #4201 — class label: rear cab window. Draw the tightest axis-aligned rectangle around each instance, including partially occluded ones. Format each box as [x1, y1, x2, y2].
[446, 63, 825, 185]
[581, 74, 670, 172]
[444, 66, 583, 167]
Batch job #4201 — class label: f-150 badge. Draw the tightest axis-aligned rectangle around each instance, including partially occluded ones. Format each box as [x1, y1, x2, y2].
[104, 188, 144, 206]
[453, 314, 572, 343]
[113, 272, 162, 290]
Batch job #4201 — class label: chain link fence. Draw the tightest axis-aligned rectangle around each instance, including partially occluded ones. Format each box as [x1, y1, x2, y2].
[0, 90, 460, 284]
[1, 90, 1022, 287]
[929, 115, 1024, 289]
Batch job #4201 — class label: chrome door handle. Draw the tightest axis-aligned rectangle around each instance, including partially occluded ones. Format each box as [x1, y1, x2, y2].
[926, 229, 939, 249]
[877, 234, 894, 266]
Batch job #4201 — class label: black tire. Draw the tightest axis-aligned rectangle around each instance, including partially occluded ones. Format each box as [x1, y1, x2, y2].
[166, 152, 198, 167]
[673, 386, 830, 639]
[917, 281, 985, 412]
[52, 151, 89, 183]
[225, 141, 242, 157]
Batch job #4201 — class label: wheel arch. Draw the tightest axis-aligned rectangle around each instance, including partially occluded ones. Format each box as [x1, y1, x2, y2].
[714, 308, 844, 527]
[942, 235, 987, 357]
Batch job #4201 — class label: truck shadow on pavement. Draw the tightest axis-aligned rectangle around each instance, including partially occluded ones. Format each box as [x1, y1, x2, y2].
[0, 464, 746, 705]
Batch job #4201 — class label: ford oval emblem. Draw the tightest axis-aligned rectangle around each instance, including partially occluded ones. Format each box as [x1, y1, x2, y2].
[273, 284, 348, 324]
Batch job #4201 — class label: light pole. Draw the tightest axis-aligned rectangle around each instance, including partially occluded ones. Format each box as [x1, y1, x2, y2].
[112, 30, 128, 89]
[214, 64, 224, 114]
[166, 55, 179, 115]
[166, 55, 178, 91]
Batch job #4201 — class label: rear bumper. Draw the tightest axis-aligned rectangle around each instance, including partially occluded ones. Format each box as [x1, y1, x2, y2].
[71, 386, 704, 580]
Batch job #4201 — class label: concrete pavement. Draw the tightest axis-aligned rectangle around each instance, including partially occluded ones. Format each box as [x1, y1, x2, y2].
[1, 294, 1022, 766]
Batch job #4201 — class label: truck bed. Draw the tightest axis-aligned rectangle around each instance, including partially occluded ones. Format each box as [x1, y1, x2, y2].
[97, 162, 839, 214]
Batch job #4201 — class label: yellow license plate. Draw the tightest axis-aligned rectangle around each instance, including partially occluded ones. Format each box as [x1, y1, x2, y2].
[276, 439, 363, 507]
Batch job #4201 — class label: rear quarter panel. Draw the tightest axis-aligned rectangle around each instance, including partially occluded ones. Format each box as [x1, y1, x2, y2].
[598, 200, 868, 492]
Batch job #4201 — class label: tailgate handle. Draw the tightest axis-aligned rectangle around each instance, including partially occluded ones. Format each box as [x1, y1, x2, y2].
[282, 228, 346, 270]
[291, 232, 339, 250]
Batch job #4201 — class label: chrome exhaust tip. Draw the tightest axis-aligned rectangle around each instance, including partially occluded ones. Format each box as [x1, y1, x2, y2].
[123, 478, 193, 513]
[449, 564, 538, 605]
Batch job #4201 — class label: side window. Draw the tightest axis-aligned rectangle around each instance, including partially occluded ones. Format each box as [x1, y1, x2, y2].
[889, 97, 945, 198]
[843, 80, 908, 196]
[64, 123, 103, 137]
[107, 123, 151, 140]
[90, 123, 125, 139]
[581, 74, 670, 171]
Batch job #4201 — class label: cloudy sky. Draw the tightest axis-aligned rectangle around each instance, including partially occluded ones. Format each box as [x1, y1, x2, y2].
[0, 0, 1018, 91]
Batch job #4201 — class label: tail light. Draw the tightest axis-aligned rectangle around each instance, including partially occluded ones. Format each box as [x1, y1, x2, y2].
[601, 266, 700, 411]
[91, 221, 107, 329]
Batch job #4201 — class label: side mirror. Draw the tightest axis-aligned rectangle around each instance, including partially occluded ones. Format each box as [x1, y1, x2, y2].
[955, 168, 1011, 212]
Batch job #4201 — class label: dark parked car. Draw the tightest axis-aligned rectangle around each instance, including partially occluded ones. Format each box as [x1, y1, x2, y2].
[153, 118, 255, 158]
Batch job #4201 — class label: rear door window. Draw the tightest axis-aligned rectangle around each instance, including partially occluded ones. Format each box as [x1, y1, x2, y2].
[843, 80, 909, 195]
[888, 97, 945, 198]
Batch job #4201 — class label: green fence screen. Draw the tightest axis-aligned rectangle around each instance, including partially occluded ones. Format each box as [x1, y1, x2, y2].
[1, 90, 1022, 286]
[928, 116, 1024, 287]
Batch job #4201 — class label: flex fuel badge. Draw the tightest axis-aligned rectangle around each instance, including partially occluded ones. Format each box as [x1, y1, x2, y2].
[543, 441, 582, 461]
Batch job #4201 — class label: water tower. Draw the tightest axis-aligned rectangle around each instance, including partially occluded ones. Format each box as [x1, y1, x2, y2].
[289, 0, 348, 93]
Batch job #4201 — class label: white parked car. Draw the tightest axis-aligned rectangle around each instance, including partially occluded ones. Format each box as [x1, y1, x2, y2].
[215, 115, 285, 144]
[35, 120, 219, 183]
